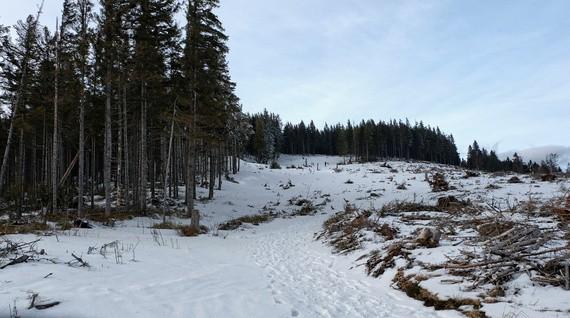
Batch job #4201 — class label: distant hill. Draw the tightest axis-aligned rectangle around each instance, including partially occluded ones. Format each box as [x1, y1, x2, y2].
[500, 145, 570, 169]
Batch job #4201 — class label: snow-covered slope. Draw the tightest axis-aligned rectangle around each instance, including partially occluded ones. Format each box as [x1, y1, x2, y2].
[1, 155, 568, 318]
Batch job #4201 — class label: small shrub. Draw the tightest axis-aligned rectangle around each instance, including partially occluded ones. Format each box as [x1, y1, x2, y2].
[270, 161, 282, 169]
[297, 202, 316, 215]
[507, 176, 523, 184]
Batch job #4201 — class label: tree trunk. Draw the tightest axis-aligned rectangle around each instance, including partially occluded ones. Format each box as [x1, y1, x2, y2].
[78, 80, 85, 218]
[186, 137, 195, 217]
[218, 147, 222, 191]
[164, 100, 176, 205]
[208, 150, 215, 200]
[123, 86, 129, 206]
[104, 66, 112, 217]
[17, 129, 25, 218]
[139, 82, 147, 213]
[52, 29, 60, 213]
[116, 88, 123, 207]
[90, 137, 95, 210]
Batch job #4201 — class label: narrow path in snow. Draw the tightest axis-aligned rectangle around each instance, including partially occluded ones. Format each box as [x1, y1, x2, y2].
[246, 216, 460, 318]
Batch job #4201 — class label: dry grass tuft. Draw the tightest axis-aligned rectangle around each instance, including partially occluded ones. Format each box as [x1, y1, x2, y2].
[218, 214, 274, 231]
[437, 196, 473, 213]
[178, 225, 208, 237]
[150, 221, 208, 237]
[0, 222, 51, 235]
[375, 223, 398, 240]
[477, 221, 514, 237]
[87, 210, 136, 225]
[151, 221, 179, 230]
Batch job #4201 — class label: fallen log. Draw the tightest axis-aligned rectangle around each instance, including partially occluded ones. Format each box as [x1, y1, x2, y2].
[0, 255, 29, 269]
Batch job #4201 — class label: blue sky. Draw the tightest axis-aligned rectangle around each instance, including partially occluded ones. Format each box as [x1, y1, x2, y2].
[3, 0, 570, 158]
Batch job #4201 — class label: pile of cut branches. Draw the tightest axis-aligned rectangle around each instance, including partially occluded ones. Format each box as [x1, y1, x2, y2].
[441, 224, 568, 289]
[317, 204, 399, 254]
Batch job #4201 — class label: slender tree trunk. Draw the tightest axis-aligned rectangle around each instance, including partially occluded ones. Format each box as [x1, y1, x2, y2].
[89, 133, 94, 210]
[187, 90, 196, 223]
[104, 66, 112, 217]
[164, 101, 176, 205]
[17, 129, 25, 218]
[123, 86, 129, 206]
[52, 28, 60, 213]
[173, 135, 179, 199]
[78, 83, 85, 218]
[31, 132, 37, 205]
[42, 110, 47, 186]
[186, 137, 195, 216]
[218, 146, 222, 191]
[116, 89, 123, 207]
[208, 150, 215, 200]
[139, 82, 147, 213]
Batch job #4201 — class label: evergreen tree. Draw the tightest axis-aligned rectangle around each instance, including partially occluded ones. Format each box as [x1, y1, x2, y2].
[0, 11, 43, 196]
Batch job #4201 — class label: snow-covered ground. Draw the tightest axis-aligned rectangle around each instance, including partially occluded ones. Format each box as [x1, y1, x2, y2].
[1, 155, 569, 317]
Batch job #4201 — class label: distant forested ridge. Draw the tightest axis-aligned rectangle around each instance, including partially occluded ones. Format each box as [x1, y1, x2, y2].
[244, 110, 460, 166]
[463, 141, 564, 174]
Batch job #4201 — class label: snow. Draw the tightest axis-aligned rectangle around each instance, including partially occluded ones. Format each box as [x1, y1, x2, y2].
[0, 219, 459, 318]
[1, 155, 569, 317]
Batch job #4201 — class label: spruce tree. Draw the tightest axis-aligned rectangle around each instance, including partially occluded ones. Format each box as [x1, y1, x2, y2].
[0, 11, 42, 196]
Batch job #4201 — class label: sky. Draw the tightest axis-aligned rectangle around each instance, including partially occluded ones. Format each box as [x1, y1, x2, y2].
[2, 0, 570, 161]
